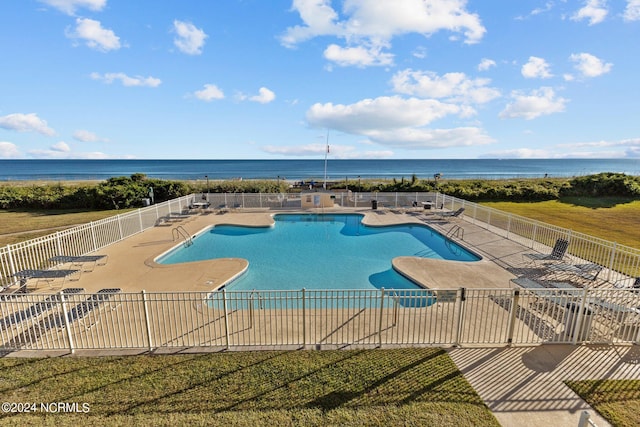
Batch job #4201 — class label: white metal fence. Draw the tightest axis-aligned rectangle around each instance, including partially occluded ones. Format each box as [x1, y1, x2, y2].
[3, 191, 639, 289]
[1, 287, 638, 352]
[1, 191, 639, 352]
[0, 194, 194, 289]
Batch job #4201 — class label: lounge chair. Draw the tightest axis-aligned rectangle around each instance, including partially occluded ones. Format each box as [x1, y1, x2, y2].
[546, 262, 603, 282]
[0, 288, 84, 330]
[58, 288, 122, 329]
[614, 277, 640, 289]
[50, 255, 108, 272]
[12, 268, 81, 291]
[524, 238, 569, 265]
[435, 207, 465, 220]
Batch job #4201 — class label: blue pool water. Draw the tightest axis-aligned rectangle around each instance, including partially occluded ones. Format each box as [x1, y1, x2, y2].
[158, 214, 480, 292]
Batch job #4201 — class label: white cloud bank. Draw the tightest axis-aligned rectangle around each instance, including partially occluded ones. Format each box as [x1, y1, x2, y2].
[173, 20, 207, 55]
[91, 72, 161, 87]
[281, 0, 485, 67]
[262, 143, 393, 159]
[306, 96, 493, 149]
[0, 113, 56, 136]
[66, 18, 121, 52]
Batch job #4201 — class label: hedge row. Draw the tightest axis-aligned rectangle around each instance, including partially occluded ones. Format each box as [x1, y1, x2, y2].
[0, 172, 638, 210]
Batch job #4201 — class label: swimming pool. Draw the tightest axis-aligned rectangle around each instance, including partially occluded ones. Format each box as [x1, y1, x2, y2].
[158, 214, 480, 292]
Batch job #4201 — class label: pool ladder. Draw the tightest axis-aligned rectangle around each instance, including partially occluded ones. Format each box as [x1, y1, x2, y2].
[446, 224, 464, 240]
[445, 225, 464, 256]
[172, 225, 193, 247]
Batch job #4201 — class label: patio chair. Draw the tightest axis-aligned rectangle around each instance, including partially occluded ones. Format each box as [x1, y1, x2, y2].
[524, 238, 569, 265]
[614, 277, 640, 289]
[65, 288, 122, 329]
[545, 262, 603, 283]
[0, 288, 84, 330]
[435, 207, 465, 220]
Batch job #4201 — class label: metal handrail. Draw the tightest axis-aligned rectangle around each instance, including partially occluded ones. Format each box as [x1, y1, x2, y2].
[172, 226, 192, 247]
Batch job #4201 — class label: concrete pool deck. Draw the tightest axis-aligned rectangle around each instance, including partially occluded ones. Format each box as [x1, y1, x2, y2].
[32, 207, 518, 294]
[9, 207, 640, 427]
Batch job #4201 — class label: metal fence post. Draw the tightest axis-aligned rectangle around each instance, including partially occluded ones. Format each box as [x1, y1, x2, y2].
[138, 209, 143, 232]
[506, 289, 519, 345]
[142, 290, 153, 352]
[90, 221, 97, 252]
[607, 242, 617, 282]
[302, 288, 306, 348]
[223, 289, 230, 350]
[60, 291, 75, 354]
[378, 288, 385, 348]
[455, 288, 466, 346]
[117, 214, 124, 241]
[6, 244, 17, 278]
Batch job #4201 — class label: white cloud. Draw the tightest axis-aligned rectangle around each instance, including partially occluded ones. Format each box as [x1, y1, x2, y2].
[39, 0, 106, 15]
[324, 43, 394, 67]
[365, 127, 494, 149]
[479, 148, 552, 159]
[73, 130, 108, 142]
[521, 56, 553, 79]
[306, 96, 494, 149]
[91, 72, 162, 87]
[66, 18, 121, 52]
[27, 148, 109, 159]
[261, 143, 393, 159]
[173, 20, 207, 55]
[624, 0, 640, 21]
[569, 53, 612, 77]
[477, 58, 496, 71]
[51, 141, 71, 152]
[571, 0, 608, 25]
[249, 87, 276, 104]
[307, 96, 461, 133]
[193, 84, 225, 101]
[281, 0, 485, 67]
[499, 87, 568, 120]
[0, 142, 20, 158]
[391, 69, 501, 104]
[0, 113, 56, 136]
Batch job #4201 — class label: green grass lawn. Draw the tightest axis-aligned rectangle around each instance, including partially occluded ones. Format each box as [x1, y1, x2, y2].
[481, 198, 640, 248]
[0, 348, 499, 427]
[566, 379, 640, 427]
[0, 209, 129, 247]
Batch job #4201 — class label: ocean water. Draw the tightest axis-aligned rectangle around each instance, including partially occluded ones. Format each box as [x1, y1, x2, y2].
[0, 158, 638, 181]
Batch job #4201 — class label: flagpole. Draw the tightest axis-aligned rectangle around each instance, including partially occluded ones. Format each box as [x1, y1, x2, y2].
[323, 129, 329, 190]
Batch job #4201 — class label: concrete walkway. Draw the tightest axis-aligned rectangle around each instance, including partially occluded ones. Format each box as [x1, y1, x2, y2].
[448, 344, 640, 427]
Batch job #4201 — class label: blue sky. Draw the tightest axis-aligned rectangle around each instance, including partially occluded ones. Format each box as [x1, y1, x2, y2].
[1, 0, 639, 160]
